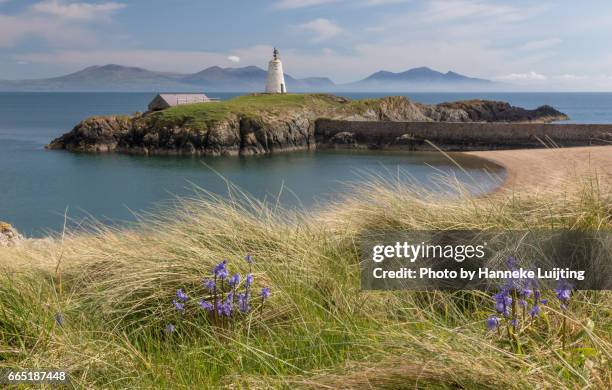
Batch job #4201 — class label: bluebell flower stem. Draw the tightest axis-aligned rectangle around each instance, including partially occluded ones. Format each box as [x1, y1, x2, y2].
[562, 312, 567, 349]
[511, 290, 518, 333]
[213, 275, 218, 324]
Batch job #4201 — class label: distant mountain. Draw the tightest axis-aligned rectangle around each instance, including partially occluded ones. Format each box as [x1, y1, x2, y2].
[343, 67, 496, 91]
[183, 65, 266, 85]
[181, 65, 334, 91]
[0, 64, 495, 92]
[0, 65, 190, 92]
[0, 64, 334, 92]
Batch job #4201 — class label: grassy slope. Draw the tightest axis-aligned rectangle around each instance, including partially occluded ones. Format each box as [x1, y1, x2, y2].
[147, 93, 373, 128]
[0, 175, 610, 388]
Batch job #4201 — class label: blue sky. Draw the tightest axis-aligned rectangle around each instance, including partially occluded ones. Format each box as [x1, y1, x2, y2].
[1, 0, 612, 90]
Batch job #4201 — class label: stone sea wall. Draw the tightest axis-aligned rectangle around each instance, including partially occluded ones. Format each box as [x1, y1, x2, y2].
[315, 120, 612, 151]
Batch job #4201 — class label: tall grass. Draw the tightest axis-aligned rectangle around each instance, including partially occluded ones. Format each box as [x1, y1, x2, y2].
[0, 173, 610, 388]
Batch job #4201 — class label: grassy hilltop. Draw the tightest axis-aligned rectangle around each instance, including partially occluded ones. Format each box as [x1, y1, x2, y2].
[0, 172, 610, 388]
[152, 93, 352, 126]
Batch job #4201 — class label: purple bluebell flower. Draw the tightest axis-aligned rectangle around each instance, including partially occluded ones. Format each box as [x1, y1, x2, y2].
[555, 280, 573, 309]
[529, 305, 541, 318]
[519, 299, 527, 308]
[261, 287, 271, 300]
[237, 292, 250, 313]
[216, 301, 223, 316]
[217, 268, 228, 280]
[213, 260, 228, 277]
[534, 290, 548, 305]
[203, 279, 215, 292]
[486, 316, 500, 331]
[199, 299, 213, 312]
[165, 323, 175, 333]
[493, 291, 512, 317]
[221, 301, 232, 317]
[245, 273, 254, 287]
[228, 273, 241, 287]
[555, 288, 571, 302]
[245, 254, 254, 264]
[521, 288, 533, 298]
[173, 299, 185, 312]
[54, 312, 64, 327]
[510, 318, 519, 327]
[176, 289, 189, 302]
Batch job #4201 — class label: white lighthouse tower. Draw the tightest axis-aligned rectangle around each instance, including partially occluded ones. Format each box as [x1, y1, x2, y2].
[265, 48, 287, 93]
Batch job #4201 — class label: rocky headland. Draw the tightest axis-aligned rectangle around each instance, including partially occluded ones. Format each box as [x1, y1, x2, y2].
[47, 94, 569, 156]
[0, 222, 23, 247]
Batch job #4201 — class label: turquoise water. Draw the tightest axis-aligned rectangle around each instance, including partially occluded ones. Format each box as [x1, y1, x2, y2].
[2, 92, 609, 236]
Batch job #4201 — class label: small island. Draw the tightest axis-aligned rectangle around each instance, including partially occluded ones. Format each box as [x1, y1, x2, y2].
[47, 93, 573, 156]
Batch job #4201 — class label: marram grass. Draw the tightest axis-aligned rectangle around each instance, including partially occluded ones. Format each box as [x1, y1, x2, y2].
[0, 173, 610, 389]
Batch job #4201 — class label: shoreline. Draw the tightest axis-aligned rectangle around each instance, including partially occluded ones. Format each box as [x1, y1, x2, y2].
[464, 145, 612, 194]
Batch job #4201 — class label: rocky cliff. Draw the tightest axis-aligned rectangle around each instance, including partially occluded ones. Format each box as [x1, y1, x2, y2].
[0, 222, 23, 247]
[47, 94, 569, 156]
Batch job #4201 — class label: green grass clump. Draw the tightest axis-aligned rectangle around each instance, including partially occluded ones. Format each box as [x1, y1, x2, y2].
[149, 93, 347, 128]
[0, 174, 610, 388]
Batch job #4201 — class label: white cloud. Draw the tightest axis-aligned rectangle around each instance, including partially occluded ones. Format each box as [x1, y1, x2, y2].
[227, 55, 240, 63]
[0, 1, 126, 48]
[420, 0, 534, 23]
[0, 14, 95, 48]
[496, 71, 547, 81]
[295, 18, 343, 42]
[30, 0, 126, 20]
[553, 74, 586, 81]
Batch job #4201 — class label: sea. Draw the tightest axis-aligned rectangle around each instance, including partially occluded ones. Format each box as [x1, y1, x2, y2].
[1, 92, 611, 237]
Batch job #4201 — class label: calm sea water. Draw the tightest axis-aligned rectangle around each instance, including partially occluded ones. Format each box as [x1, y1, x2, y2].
[2, 92, 609, 236]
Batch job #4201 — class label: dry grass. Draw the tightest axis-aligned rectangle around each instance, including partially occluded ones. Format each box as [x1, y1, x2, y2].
[0, 173, 610, 388]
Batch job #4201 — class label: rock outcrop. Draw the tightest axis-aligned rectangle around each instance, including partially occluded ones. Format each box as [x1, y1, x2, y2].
[47, 94, 569, 156]
[0, 222, 23, 247]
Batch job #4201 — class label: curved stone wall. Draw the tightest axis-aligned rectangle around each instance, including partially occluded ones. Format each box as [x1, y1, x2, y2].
[315, 119, 612, 151]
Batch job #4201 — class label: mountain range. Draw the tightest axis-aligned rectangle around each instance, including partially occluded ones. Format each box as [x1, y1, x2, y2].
[0, 64, 498, 92]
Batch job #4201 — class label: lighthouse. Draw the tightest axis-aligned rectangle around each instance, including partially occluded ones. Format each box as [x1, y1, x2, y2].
[265, 48, 287, 93]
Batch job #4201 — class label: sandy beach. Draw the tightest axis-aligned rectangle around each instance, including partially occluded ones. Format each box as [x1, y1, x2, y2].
[466, 145, 612, 193]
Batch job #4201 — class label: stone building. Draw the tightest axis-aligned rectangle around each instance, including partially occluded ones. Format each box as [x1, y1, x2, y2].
[147, 93, 212, 111]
